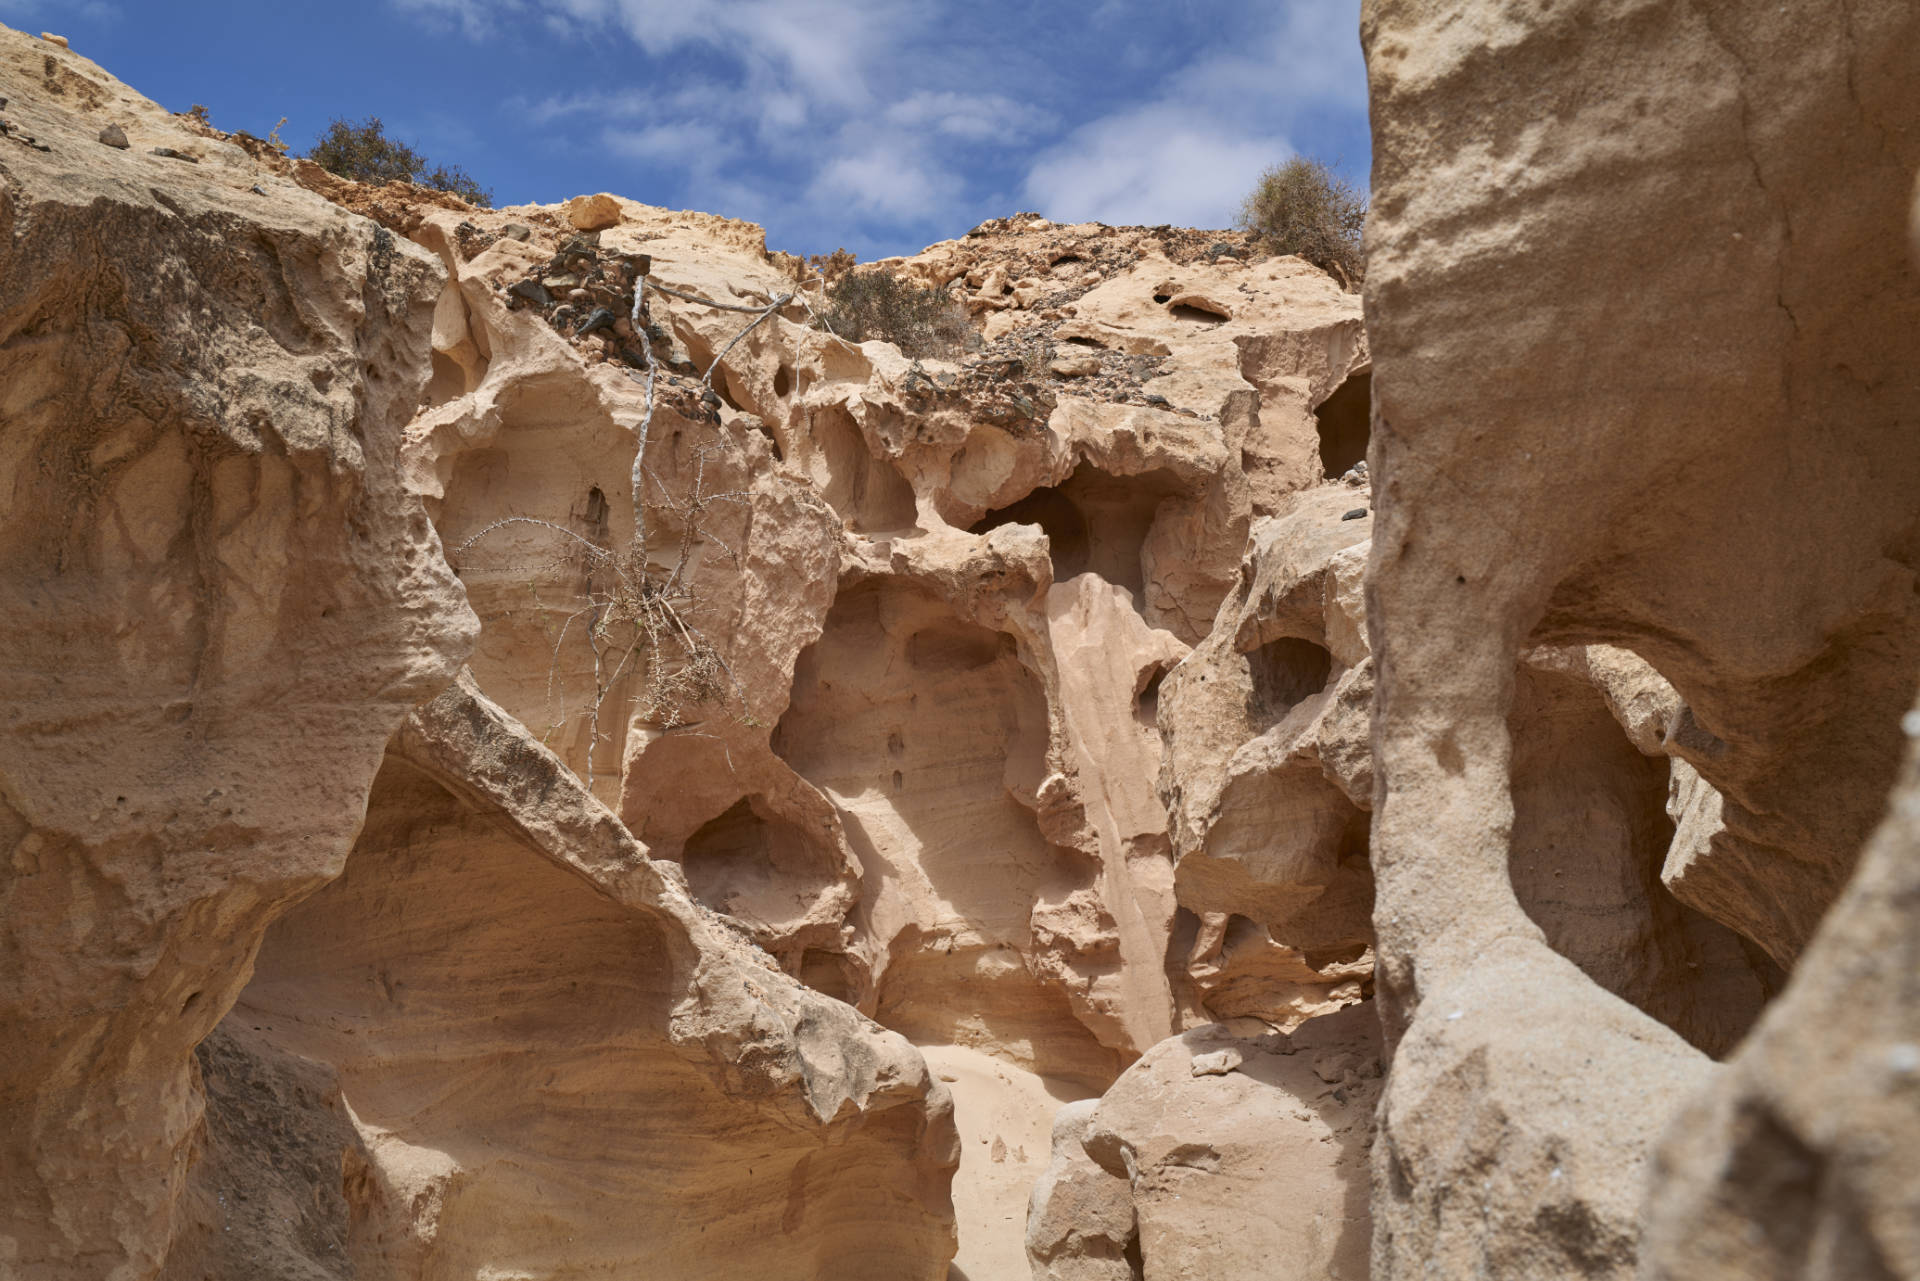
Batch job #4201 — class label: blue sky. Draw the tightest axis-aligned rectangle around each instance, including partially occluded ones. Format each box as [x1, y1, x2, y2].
[2, 0, 1369, 259]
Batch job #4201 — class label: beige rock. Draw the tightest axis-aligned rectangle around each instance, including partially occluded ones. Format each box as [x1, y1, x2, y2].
[565, 191, 623, 230]
[0, 27, 960, 1280]
[1072, 1007, 1381, 1280]
[1027, 1100, 1137, 1281]
[1643, 701, 1920, 1279]
[1050, 352, 1101, 377]
[1643, 92, 1920, 1281]
[1360, 0, 1920, 1275]
[0, 27, 475, 1278]
[215, 674, 959, 1279]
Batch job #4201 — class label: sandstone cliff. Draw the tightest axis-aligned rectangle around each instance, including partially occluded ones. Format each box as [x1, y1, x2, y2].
[1361, 0, 1920, 1276]
[5, 5, 1919, 1280]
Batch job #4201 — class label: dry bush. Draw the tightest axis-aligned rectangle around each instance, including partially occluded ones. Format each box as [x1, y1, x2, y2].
[807, 247, 859, 285]
[820, 267, 973, 359]
[1237, 157, 1366, 287]
[307, 116, 493, 209]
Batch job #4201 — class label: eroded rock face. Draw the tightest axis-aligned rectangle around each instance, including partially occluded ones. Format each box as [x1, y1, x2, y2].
[318, 175, 1379, 1272]
[26, 5, 1918, 1275]
[0, 30, 473, 1277]
[0, 26, 957, 1280]
[1360, 0, 1920, 1275]
[1642, 708, 1920, 1281]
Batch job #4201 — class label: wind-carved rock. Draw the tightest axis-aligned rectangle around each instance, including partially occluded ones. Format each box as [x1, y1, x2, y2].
[1359, 0, 1920, 1275]
[17, 6, 1915, 1277]
[0, 25, 956, 1281]
[0, 28, 475, 1277]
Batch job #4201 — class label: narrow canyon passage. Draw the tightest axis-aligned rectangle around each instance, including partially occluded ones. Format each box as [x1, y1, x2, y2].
[5, 14, 1916, 1280]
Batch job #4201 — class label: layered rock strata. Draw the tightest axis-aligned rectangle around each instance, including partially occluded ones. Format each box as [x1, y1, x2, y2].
[0, 27, 955, 1280]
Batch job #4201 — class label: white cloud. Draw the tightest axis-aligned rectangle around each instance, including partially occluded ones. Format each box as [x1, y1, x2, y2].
[1023, 105, 1289, 228]
[391, 0, 513, 39]
[885, 91, 1050, 143]
[1021, 1, 1361, 229]
[602, 119, 742, 179]
[811, 142, 960, 221]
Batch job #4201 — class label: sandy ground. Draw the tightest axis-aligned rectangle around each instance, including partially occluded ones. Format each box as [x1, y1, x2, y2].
[919, 1045, 1097, 1281]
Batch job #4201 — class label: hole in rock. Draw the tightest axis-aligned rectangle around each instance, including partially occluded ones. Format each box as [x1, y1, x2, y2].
[1170, 302, 1229, 324]
[907, 620, 1013, 672]
[800, 948, 855, 1003]
[1506, 660, 1785, 1057]
[1062, 335, 1105, 348]
[682, 797, 837, 932]
[972, 486, 1090, 576]
[1049, 252, 1084, 268]
[580, 486, 610, 540]
[1151, 293, 1172, 304]
[800, 404, 919, 534]
[1135, 663, 1170, 729]
[711, 368, 747, 413]
[970, 461, 1184, 598]
[425, 349, 466, 407]
[1246, 637, 1333, 727]
[1315, 367, 1371, 479]
[773, 363, 792, 399]
[773, 577, 1120, 1086]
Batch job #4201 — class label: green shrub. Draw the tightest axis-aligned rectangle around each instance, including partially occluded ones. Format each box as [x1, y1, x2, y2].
[820, 267, 973, 359]
[1236, 157, 1366, 286]
[306, 116, 493, 209]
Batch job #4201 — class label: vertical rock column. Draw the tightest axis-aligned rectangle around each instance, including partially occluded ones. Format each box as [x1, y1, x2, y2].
[1360, 0, 1920, 1275]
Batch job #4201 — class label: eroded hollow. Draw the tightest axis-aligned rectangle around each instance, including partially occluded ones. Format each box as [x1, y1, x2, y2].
[681, 796, 840, 936]
[970, 462, 1184, 597]
[1135, 663, 1171, 730]
[1170, 302, 1229, 324]
[217, 756, 945, 1277]
[1247, 637, 1333, 727]
[1315, 368, 1371, 478]
[798, 403, 919, 534]
[772, 576, 1123, 1086]
[1506, 661, 1783, 1057]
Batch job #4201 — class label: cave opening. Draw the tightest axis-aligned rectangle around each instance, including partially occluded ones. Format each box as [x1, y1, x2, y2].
[1246, 637, 1333, 727]
[1315, 368, 1372, 478]
[969, 461, 1184, 597]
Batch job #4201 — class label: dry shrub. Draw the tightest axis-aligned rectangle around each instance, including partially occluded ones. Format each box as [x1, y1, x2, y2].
[820, 267, 973, 359]
[307, 116, 493, 209]
[807, 247, 859, 286]
[1237, 157, 1366, 288]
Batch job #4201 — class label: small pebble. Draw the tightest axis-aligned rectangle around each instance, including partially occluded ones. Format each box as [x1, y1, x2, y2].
[1341, 507, 1369, 521]
[40, 32, 69, 48]
[98, 124, 129, 149]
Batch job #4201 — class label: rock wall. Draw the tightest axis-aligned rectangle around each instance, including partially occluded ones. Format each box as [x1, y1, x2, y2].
[0, 29, 473, 1277]
[0, 28, 955, 1281]
[1360, 0, 1920, 1276]
[1, 23, 1398, 1277]
[8, 5, 1918, 1278]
